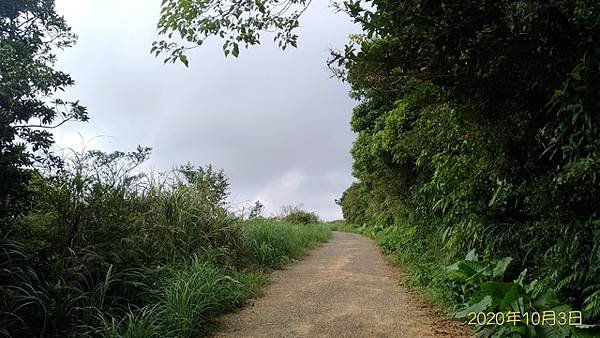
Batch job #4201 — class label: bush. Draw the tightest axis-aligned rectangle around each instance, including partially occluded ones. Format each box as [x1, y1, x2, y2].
[280, 205, 320, 225]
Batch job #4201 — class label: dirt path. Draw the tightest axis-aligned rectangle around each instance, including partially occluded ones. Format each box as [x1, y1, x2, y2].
[214, 232, 470, 337]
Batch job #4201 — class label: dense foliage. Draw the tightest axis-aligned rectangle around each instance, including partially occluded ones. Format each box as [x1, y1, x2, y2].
[446, 250, 597, 337]
[3, 0, 599, 336]
[1, 147, 329, 337]
[334, 0, 600, 333]
[0, 0, 88, 223]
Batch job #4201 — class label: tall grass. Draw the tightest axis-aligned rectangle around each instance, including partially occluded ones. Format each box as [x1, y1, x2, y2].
[1, 148, 329, 337]
[102, 221, 329, 338]
[157, 259, 243, 337]
[244, 219, 330, 267]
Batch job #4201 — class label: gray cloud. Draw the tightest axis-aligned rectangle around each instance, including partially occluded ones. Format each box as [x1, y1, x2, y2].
[53, 0, 359, 220]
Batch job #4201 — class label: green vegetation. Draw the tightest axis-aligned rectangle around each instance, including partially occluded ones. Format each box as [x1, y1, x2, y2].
[1, 3, 330, 336]
[154, 0, 310, 62]
[245, 218, 329, 267]
[280, 205, 321, 225]
[446, 251, 583, 337]
[332, 1, 600, 335]
[4, 0, 600, 337]
[0, 146, 329, 337]
[326, 220, 362, 234]
[0, 0, 88, 224]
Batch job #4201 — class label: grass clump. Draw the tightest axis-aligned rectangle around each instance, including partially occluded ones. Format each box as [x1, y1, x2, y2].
[245, 219, 330, 267]
[158, 259, 243, 337]
[102, 261, 271, 338]
[103, 305, 165, 338]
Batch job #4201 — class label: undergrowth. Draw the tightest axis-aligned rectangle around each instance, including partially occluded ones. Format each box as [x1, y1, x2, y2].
[360, 221, 600, 336]
[0, 148, 329, 337]
[326, 220, 363, 234]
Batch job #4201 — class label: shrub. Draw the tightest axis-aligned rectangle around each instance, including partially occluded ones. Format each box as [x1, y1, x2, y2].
[280, 205, 320, 225]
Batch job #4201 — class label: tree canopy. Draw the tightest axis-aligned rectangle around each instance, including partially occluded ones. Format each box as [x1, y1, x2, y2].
[1, 0, 88, 221]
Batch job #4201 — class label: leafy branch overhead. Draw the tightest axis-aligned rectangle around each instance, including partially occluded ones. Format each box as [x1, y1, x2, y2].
[153, 0, 313, 65]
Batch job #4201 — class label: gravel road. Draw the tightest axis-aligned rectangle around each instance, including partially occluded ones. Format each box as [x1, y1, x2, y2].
[213, 231, 471, 337]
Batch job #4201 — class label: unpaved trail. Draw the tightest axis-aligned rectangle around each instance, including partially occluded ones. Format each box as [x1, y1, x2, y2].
[214, 232, 470, 337]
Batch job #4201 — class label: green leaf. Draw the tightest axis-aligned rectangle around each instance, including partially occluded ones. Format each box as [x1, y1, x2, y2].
[455, 295, 493, 318]
[492, 257, 512, 280]
[180, 54, 189, 67]
[480, 281, 524, 310]
[459, 260, 488, 278]
[465, 249, 478, 261]
[532, 289, 561, 309]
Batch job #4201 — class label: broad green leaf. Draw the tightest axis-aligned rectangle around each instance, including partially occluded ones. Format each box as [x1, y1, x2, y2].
[480, 281, 524, 309]
[492, 257, 512, 280]
[455, 295, 493, 318]
[532, 289, 561, 309]
[465, 249, 478, 261]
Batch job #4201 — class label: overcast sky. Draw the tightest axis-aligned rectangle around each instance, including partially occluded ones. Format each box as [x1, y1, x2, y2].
[53, 0, 359, 220]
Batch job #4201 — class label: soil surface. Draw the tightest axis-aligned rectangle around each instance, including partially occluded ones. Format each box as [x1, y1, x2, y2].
[213, 231, 471, 337]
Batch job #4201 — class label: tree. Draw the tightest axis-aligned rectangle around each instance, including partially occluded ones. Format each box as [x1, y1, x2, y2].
[1, 0, 88, 221]
[249, 200, 264, 219]
[178, 163, 230, 207]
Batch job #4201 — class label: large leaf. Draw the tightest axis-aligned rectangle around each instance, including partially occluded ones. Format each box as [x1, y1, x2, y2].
[458, 260, 488, 279]
[492, 257, 512, 280]
[465, 249, 478, 261]
[455, 295, 493, 318]
[480, 281, 524, 310]
[532, 289, 561, 309]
